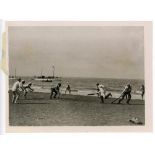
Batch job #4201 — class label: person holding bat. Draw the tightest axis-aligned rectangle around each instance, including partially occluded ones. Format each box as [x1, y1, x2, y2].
[117, 84, 132, 104]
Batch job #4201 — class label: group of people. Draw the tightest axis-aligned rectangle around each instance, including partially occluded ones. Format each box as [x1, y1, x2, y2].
[96, 83, 145, 104]
[11, 78, 33, 104]
[50, 82, 71, 99]
[11, 78, 71, 103]
[11, 78, 145, 104]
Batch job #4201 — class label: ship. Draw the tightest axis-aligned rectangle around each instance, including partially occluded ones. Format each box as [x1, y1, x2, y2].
[34, 66, 61, 82]
[9, 68, 17, 79]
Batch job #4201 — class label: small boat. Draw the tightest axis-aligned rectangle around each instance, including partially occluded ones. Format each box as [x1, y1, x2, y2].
[9, 69, 17, 79]
[9, 76, 16, 79]
[34, 76, 61, 82]
[34, 66, 61, 82]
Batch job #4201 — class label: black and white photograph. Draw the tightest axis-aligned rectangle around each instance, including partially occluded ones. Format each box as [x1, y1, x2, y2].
[0, 0, 155, 154]
[6, 22, 152, 132]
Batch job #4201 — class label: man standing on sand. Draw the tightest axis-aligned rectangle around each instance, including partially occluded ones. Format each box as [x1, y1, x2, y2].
[118, 84, 132, 104]
[50, 83, 61, 99]
[12, 78, 25, 103]
[140, 84, 145, 100]
[65, 82, 71, 94]
[98, 84, 105, 103]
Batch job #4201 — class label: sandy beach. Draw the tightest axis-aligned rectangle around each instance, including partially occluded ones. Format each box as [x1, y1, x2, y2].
[9, 91, 145, 126]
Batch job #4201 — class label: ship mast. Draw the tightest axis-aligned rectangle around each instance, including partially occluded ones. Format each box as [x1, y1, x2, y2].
[15, 68, 16, 78]
[52, 65, 55, 78]
[41, 68, 43, 76]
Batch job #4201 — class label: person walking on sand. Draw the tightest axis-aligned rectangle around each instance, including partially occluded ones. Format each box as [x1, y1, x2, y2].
[65, 82, 71, 94]
[50, 83, 61, 99]
[23, 82, 34, 99]
[140, 84, 145, 100]
[118, 84, 132, 104]
[11, 79, 25, 103]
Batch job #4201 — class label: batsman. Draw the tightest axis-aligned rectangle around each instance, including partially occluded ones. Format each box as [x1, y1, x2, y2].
[117, 84, 132, 104]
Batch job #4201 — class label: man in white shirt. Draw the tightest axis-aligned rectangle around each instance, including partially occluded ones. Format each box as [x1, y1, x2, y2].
[12, 79, 25, 103]
[96, 84, 112, 103]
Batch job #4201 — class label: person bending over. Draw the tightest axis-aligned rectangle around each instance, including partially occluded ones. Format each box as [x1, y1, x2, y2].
[12, 79, 25, 103]
[118, 84, 132, 104]
[50, 83, 61, 99]
[23, 82, 34, 99]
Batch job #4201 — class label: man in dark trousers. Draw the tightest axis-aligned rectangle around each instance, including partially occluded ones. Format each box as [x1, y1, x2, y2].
[140, 84, 145, 100]
[118, 84, 132, 104]
[50, 83, 61, 99]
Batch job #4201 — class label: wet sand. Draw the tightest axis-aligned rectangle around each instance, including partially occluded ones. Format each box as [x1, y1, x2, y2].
[9, 92, 145, 126]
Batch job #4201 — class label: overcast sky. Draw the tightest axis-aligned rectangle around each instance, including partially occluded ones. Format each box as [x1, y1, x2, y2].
[9, 26, 144, 79]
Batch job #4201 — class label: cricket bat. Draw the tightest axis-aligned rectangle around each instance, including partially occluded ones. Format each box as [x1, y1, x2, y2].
[87, 93, 98, 96]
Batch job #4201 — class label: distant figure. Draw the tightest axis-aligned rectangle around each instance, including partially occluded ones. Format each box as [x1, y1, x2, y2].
[127, 84, 132, 101]
[96, 83, 100, 97]
[23, 82, 34, 99]
[96, 83, 112, 103]
[140, 84, 145, 100]
[65, 83, 71, 94]
[118, 84, 132, 104]
[11, 79, 25, 104]
[98, 84, 105, 103]
[50, 83, 61, 99]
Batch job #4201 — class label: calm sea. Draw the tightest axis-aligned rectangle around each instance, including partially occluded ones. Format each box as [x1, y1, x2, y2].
[9, 77, 144, 99]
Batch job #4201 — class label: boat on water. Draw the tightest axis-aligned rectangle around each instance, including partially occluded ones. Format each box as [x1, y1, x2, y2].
[9, 69, 17, 79]
[9, 76, 17, 79]
[34, 66, 61, 82]
[34, 76, 61, 82]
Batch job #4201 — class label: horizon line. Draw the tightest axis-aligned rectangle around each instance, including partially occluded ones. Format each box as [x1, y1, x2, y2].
[10, 75, 144, 80]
